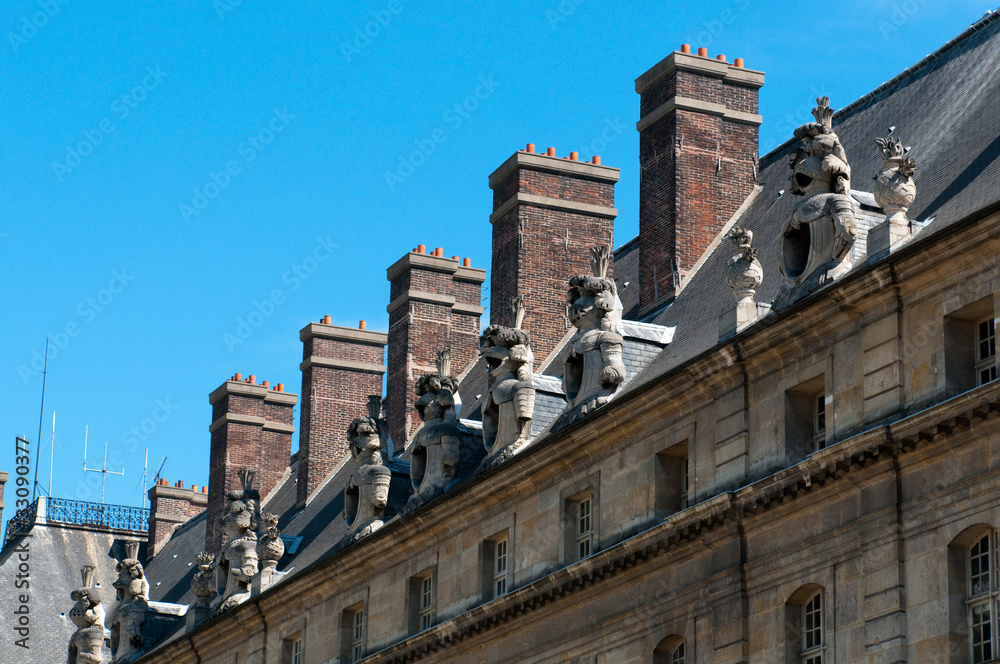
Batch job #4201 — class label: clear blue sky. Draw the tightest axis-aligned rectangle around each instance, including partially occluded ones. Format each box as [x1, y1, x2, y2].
[0, 0, 990, 529]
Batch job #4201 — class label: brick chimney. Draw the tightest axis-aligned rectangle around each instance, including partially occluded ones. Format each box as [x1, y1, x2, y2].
[297, 317, 387, 506]
[205, 375, 297, 553]
[147, 479, 208, 558]
[488, 147, 619, 366]
[636, 48, 764, 316]
[385, 248, 485, 451]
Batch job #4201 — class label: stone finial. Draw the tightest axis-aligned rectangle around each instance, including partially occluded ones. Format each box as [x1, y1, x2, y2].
[256, 512, 284, 574]
[554, 247, 627, 428]
[187, 552, 216, 631]
[343, 413, 392, 542]
[479, 297, 536, 469]
[110, 557, 150, 663]
[403, 352, 462, 514]
[69, 566, 108, 664]
[724, 227, 763, 302]
[873, 136, 916, 240]
[773, 97, 857, 310]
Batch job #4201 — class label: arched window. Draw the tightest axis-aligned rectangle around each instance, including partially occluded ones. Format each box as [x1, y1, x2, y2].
[653, 634, 686, 664]
[967, 531, 999, 663]
[786, 584, 825, 664]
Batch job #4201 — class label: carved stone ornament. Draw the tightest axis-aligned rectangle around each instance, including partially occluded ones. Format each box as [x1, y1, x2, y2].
[212, 469, 260, 615]
[344, 396, 392, 542]
[109, 547, 150, 664]
[403, 350, 462, 514]
[724, 227, 763, 303]
[773, 97, 857, 310]
[256, 512, 285, 573]
[556, 246, 627, 427]
[479, 295, 536, 469]
[189, 551, 216, 607]
[69, 565, 109, 664]
[873, 136, 916, 233]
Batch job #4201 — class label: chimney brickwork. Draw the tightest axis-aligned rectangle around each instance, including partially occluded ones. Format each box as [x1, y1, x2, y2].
[488, 149, 619, 366]
[297, 319, 387, 506]
[205, 376, 297, 553]
[385, 250, 485, 450]
[147, 479, 208, 557]
[636, 50, 764, 316]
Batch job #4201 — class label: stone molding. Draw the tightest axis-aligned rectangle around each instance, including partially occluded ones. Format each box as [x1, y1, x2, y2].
[208, 381, 298, 406]
[208, 413, 294, 434]
[386, 252, 458, 282]
[451, 302, 484, 316]
[150, 485, 209, 505]
[634, 51, 765, 94]
[489, 193, 618, 225]
[454, 266, 487, 284]
[299, 356, 387, 375]
[636, 95, 763, 132]
[299, 322, 388, 346]
[385, 289, 456, 314]
[488, 151, 621, 189]
[150, 512, 192, 525]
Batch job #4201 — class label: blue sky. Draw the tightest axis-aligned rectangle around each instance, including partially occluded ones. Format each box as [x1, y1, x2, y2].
[0, 0, 990, 529]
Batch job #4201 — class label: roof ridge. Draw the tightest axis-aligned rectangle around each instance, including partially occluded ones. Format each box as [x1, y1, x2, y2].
[760, 7, 1000, 169]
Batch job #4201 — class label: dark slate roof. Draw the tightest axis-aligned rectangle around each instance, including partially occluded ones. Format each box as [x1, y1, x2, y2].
[614, 236, 641, 320]
[146, 511, 205, 605]
[616, 11, 1000, 397]
[531, 375, 567, 437]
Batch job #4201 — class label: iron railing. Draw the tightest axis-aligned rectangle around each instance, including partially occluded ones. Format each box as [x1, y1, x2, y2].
[47, 497, 149, 533]
[3, 500, 38, 547]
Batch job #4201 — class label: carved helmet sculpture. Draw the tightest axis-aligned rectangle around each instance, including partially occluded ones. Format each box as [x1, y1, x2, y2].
[213, 469, 260, 615]
[68, 565, 108, 664]
[343, 396, 392, 542]
[110, 541, 150, 664]
[479, 295, 536, 468]
[774, 97, 857, 309]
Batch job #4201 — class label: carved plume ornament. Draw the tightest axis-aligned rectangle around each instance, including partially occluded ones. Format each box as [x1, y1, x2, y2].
[724, 227, 763, 302]
[69, 565, 108, 664]
[403, 349, 462, 514]
[343, 399, 392, 543]
[110, 552, 149, 664]
[773, 97, 857, 310]
[479, 295, 536, 469]
[874, 136, 917, 230]
[554, 245, 626, 428]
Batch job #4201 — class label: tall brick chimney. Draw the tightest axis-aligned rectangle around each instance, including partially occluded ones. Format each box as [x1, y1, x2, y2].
[297, 317, 387, 506]
[385, 248, 485, 451]
[147, 479, 208, 558]
[205, 375, 297, 553]
[636, 48, 764, 316]
[488, 147, 619, 366]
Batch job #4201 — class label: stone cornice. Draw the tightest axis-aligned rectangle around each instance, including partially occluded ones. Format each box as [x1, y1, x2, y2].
[299, 322, 388, 346]
[634, 51, 765, 94]
[454, 266, 487, 284]
[299, 356, 387, 375]
[208, 412, 294, 435]
[149, 485, 208, 505]
[488, 151, 621, 189]
[208, 381, 298, 406]
[386, 289, 456, 314]
[386, 252, 459, 282]
[452, 302, 485, 316]
[489, 193, 618, 225]
[636, 95, 763, 132]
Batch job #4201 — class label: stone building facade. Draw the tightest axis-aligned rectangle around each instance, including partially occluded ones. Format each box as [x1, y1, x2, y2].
[7, 13, 1000, 664]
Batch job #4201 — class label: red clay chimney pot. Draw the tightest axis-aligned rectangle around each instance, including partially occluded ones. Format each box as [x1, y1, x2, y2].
[546, 147, 556, 156]
[734, 58, 744, 68]
[680, 44, 691, 54]
[697, 47, 708, 57]
[359, 320, 367, 330]
[526, 143, 535, 153]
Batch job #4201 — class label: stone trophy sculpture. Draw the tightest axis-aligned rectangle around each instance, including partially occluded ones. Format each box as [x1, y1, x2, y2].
[213, 469, 260, 614]
[556, 246, 626, 427]
[874, 136, 917, 240]
[109, 542, 150, 664]
[256, 511, 284, 580]
[344, 396, 392, 543]
[188, 551, 216, 626]
[479, 295, 536, 469]
[773, 97, 857, 309]
[68, 565, 109, 664]
[403, 350, 462, 513]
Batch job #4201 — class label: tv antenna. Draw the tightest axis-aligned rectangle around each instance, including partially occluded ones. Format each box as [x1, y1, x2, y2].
[31, 338, 49, 502]
[83, 427, 124, 504]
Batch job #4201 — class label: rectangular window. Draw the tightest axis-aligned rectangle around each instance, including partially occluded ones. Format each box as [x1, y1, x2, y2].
[493, 537, 508, 598]
[978, 317, 997, 385]
[968, 532, 999, 663]
[351, 608, 364, 663]
[655, 441, 690, 518]
[419, 575, 434, 631]
[577, 497, 592, 559]
[801, 592, 823, 664]
[785, 375, 826, 464]
[813, 393, 827, 450]
[282, 634, 304, 664]
[291, 639, 302, 664]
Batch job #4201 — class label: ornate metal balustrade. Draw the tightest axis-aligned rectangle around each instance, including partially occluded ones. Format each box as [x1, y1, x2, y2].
[3, 500, 38, 547]
[47, 497, 149, 533]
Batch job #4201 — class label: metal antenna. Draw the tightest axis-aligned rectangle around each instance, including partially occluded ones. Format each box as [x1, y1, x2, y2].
[48, 412, 55, 498]
[31, 338, 49, 502]
[84, 440, 125, 504]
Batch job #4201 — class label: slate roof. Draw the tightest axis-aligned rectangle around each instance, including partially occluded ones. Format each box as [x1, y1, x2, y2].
[615, 10, 1000, 397]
